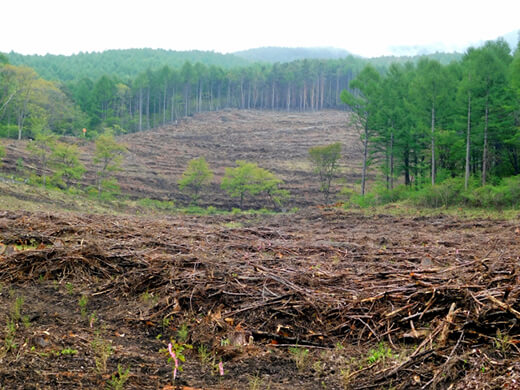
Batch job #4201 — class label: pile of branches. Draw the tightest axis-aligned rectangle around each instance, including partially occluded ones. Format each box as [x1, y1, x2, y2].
[1, 209, 520, 388]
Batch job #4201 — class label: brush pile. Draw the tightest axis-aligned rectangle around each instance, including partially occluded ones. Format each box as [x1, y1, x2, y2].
[1, 208, 519, 389]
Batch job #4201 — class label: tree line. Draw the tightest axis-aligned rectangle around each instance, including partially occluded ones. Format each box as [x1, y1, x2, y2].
[68, 57, 368, 134]
[1, 51, 371, 138]
[2, 38, 520, 208]
[0, 47, 473, 143]
[341, 38, 520, 195]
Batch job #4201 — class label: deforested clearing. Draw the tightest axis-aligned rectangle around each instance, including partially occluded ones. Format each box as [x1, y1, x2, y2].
[1, 207, 520, 389]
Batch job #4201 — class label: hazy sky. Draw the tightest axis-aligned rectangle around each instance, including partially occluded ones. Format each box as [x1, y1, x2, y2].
[2, 0, 519, 57]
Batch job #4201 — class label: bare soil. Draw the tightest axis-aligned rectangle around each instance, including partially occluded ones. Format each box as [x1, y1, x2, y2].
[1, 208, 520, 389]
[1, 110, 362, 209]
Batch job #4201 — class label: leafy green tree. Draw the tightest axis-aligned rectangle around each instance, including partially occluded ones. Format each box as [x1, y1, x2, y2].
[253, 166, 290, 210]
[341, 65, 381, 195]
[27, 131, 57, 187]
[178, 157, 213, 204]
[472, 40, 513, 184]
[221, 161, 260, 209]
[308, 142, 342, 202]
[410, 58, 449, 185]
[458, 48, 479, 189]
[221, 161, 287, 209]
[51, 142, 85, 189]
[3, 65, 39, 140]
[92, 75, 117, 126]
[93, 132, 127, 196]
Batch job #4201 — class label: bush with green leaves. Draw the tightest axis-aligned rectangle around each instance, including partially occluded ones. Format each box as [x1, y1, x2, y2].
[93, 132, 127, 197]
[308, 142, 342, 203]
[221, 161, 288, 210]
[178, 157, 213, 204]
[26, 131, 58, 187]
[51, 142, 85, 189]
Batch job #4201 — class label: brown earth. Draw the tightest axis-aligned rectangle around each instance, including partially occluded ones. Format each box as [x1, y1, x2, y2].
[1, 110, 363, 209]
[1, 208, 520, 389]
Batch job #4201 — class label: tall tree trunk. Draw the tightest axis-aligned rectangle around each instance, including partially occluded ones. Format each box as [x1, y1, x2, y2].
[174, 88, 177, 123]
[390, 131, 394, 190]
[163, 83, 167, 125]
[271, 82, 275, 110]
[198, 79, 202, 112]
[465, 91, 471, 190]
[404, 146, 410, 186]
[303, 82, 307, 111]
[310, 83, 315, 111]
[138, 88, 143, 132]
[146, 88, 150, 129]
[287, 83, 291, 111]
[335, 69, 340, 106]
[482, 93, 489, 186]
[361, 120, 369, 196]
[240, 79, 245, 109]
[319, 76, 325, 110]
[184, 84, 190, 117]
[431, 103, 436, 185]
[247, 81, 252, 110]
[209, 83, 213, 111]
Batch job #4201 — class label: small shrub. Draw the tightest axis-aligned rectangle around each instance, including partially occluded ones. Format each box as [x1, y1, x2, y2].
[410, 178, 465, 208]
[137, 198, 175, 211]
[206, 206, 218, 214]
[79, 295, 88, 318]
[91, 333, 113, 373]
[184, 205, 206, 214]
[177, 324, 189, 343]
[106, 364, 131, 390]
[366, 342, 395, 365]
[289, 346, 309, 371]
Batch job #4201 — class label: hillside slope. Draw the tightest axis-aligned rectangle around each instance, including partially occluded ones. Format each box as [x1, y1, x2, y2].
[1, 110, 363, 209]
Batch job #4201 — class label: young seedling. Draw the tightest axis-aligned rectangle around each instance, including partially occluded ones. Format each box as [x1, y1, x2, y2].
[247, 373, 264, 390]
[2, 295, 25, 354]
[65, 282, 75, 295]
[162, 341, 192, 383]
[79, 295, 88, 319]
[176, 324, 189, 343]
[91, 332, 113, 373]
[366, 342, 395, 365]
[106, 364, 131, 390]
[289, 346, 309, 371]
[197, 344, 211, 366]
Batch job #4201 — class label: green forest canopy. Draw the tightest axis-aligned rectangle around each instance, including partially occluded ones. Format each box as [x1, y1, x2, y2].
[1, 39, 520, 197]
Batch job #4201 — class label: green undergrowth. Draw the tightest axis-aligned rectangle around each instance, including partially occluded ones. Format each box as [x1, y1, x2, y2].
[344, 176, 520, 220]
[0, 179, 291, 217]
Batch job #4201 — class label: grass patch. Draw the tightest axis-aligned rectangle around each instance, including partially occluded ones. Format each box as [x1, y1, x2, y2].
[344, 176, 520, 220]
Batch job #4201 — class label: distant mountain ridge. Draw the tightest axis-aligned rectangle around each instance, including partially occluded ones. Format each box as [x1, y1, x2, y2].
[4, 30, 516, 83]
[5, 48, 251, 81]
[232, 47, 352, 63]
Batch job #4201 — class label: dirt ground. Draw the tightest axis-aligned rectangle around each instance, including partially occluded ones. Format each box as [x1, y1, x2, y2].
[1, 207, 520, 389]
[1, 110, 363, 209]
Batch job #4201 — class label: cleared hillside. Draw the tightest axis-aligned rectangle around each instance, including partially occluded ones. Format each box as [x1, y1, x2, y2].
[1, 110, 363, 209]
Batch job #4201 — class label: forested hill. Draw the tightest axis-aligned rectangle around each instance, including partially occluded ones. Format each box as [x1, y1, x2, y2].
[6, 49, 251, 81]
[8, 47, 462, 87]
[369, 52, 463, 67]
[233, 47, 352, 63]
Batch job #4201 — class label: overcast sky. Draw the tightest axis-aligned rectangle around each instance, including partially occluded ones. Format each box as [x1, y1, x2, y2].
[2, 0, 519, 57]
